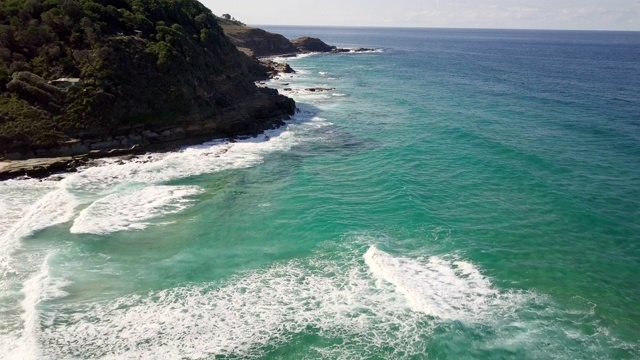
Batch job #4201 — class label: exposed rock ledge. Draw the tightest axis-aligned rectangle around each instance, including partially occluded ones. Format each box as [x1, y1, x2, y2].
[260, 60, 296, 78]
[290, 37, 375, 54]
[218, 20, 377, 58]
[0, 93, 294, 180]
[291, 37, 337, 53]
[0, 157, 83, 180]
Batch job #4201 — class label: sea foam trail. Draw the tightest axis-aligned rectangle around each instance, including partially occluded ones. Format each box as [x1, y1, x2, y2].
[37, 245, 531, 359]
[62, 114, 328, 235]
[4, 189, 77, 241]
[364, 245, 506, 322]
[70, 185, 203, 235]
[62, 115, 326, 194]
[0, 111, 329, 269]
[0, 180, 75, 360]
[2, 253, 68, 360]
[17, 255, 50, 360]
[0, 184, 77, 278]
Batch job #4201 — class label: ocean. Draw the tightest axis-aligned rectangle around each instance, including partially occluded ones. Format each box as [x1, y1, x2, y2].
[1, 27, 639, 359]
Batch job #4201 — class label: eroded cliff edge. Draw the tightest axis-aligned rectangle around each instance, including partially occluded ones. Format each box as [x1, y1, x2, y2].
[0, 0, 295, 174]
[217, 18, 375, 58]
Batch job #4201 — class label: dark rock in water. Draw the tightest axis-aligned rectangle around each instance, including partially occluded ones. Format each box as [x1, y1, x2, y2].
[261, 61, 295, 76]
[0, 156, 88, 180]
[292, 37, 377, 54]
[353, 48, 377, 52]
[292, 37, 337, 53]
[305, 87, 335, 92]
[332, 47, 376, 53]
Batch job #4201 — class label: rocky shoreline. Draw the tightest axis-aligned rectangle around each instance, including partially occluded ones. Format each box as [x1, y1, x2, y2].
[0, 61, 297, 180]
[0, 43, 376, 180]
[0, 16, 376, 181]
[0, 93, 294, 180]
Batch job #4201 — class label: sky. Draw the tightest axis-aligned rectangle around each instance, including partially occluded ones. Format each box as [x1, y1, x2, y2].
[199, 0, 640, 31]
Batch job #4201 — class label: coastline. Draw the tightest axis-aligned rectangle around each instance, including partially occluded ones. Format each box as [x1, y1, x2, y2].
[3, 25, 639, 359]
[0, 50, 369, 181]
[0, 61, 298, 181]
[0, 18, 377, 181]
[0, 107, 293, 181]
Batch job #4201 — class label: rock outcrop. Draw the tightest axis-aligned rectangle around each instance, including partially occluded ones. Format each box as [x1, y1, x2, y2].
[218, 24, 378, 58]
[0, 0, 296, 179]
[260, 60, 296, 78]
[0, 157, 86, 180]
[291, 37, 337, 53]
[218, 18, 297, 57]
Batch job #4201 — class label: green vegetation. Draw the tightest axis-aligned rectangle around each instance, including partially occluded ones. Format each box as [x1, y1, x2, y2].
[0, 0, 262, 154]
[219, 13, 245, 26]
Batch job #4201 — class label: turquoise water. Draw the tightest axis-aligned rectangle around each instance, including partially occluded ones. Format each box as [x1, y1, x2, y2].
[1, 28, 639, 359]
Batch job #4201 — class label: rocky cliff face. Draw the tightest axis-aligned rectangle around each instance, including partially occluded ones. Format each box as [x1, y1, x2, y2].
[0, 0, 295, 162]
[218, 22, 376, 58]
[218, 19, 297, 57]
[291, 37, 336, 53]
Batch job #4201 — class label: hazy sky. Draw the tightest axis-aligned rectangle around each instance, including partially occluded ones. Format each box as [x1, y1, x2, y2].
[200, 0, 640, 30]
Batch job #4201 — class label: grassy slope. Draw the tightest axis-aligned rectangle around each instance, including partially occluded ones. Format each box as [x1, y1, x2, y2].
[217, 18, 297, 57]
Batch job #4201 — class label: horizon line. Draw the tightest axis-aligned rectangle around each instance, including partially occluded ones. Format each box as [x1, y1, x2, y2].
[251, 24, 640, 33]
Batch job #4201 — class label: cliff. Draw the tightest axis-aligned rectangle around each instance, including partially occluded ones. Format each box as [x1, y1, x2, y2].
[0, 0, 295, 164]
[217, 18, 297, 57]
[291, 37, 336, 53]
[217, 21, 375, 58]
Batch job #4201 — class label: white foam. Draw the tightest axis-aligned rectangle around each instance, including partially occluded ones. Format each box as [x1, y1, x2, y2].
[7, 116, 328, 237]
[271, 49, 382, 64]
[363, 245, 514, 322]
[272, 53, 318, 63]
[37, 244, 530, 359]
[70, 185, 203, 235]
[0, 114, 332, 355]
[0, 180, 71, 359]
[4, 189, 78, 241]
[0, 186, 77, 278]
[18, 255, 49, 359]
[0, 179, 60, 239]
[332, 93, 348, 97]
[2, 253, 68, 360]
[0, 112, 329, 244]
[346, 48, 384, 54]
[61, 123, 314, 196]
